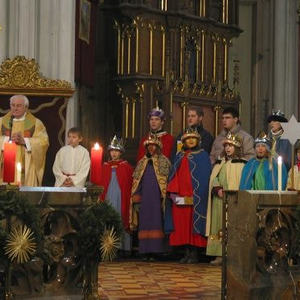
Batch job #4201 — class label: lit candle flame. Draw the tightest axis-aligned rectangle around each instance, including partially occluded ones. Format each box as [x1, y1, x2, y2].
[277, 156, 282, 192]
[94, 143, 100, 150]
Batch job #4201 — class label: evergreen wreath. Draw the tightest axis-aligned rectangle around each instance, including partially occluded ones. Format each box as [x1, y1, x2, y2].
[78, 201, 123, 262]
[0, 190, 43, 264]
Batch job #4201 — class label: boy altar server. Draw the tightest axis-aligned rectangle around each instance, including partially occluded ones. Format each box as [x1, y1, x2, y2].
[53, 127, 90, 188]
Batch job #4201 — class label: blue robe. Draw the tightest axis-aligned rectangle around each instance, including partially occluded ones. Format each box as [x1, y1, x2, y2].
[239, 157, 287, 190]
[276, 138, 292, 171]
[165, 149, 211, 236]
[170, 125, 213, 163]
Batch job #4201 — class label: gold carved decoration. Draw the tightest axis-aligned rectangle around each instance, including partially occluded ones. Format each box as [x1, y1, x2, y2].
[0, 56, 74, 96]
[180, 101, 189, 131]
[149, 23, 153, 75]
[113, 19, 121, 74]
[161, 26, 166, 77]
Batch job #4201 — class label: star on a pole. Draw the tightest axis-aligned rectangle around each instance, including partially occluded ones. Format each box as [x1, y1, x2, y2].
[280, 115, 300, 145]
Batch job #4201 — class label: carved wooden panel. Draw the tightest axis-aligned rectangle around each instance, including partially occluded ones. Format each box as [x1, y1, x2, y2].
[0, 56, 74, 185]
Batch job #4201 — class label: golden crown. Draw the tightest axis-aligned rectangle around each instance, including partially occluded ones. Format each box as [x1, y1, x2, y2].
[223, 132, 241, 148]
[181, 127, 201, 142]
[143, 133, 162, 149]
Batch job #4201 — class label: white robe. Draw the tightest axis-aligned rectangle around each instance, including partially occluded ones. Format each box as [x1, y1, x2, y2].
[53, 145, 90, 188]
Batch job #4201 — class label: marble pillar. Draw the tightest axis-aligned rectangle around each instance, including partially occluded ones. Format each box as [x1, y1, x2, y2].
[0, 0, 8, 63]
[273, 0, 298, 118]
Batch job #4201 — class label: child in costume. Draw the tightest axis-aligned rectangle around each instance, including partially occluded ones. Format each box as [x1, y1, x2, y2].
[240, 131, 287, 190]
[165, 128, 211, 263]
[206, 132, 246, 265]
[100, 135, 133, 251]
[130, 134, 170, 260]
[286, 141, 300, 190]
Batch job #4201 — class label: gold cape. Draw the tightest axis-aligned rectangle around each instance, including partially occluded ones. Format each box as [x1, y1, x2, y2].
[0, 112, 49, 186]
[129, 154, 170, 231]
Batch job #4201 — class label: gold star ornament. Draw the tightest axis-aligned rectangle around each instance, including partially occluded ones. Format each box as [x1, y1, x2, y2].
[4, 225, 36, 264]
[99, 226, 120, 262]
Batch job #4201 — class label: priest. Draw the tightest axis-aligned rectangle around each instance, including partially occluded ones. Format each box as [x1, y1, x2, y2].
[0, 95, 49, 186]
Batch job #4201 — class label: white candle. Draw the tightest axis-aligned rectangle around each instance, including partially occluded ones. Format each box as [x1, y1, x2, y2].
[278, 156, 282, 192]
[16, 162, 21, 186]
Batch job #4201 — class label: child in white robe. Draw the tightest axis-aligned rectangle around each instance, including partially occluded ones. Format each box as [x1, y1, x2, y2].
[53, 127, 90, 188]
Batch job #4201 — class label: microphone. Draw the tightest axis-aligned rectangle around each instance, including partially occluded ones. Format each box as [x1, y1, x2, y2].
[9, 115, 13, 141]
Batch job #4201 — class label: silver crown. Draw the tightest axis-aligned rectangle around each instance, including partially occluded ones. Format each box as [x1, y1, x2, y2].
[107, 135, 125, 152]
[254, 131, 272, 149]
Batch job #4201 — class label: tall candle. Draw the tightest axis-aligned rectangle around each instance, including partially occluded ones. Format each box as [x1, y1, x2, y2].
[3, 141, 17, 183]
[90, 143, 103, 185]
[278, 156, 282, 192]
[16, 162, 22, 186]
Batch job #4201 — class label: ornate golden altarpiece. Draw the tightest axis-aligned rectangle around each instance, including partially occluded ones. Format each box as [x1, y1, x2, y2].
[100, 0, 241, 160]
[0, 56, 74, 185]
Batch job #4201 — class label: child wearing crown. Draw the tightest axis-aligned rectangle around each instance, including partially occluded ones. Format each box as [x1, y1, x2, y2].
[165, 128, 211, 263]
[240, 131, 287, 190]
[100, 135, 134, 251]
[206, 132, 246, 265]
[130, 134, 170, 260]
[286, 141, 300, 190]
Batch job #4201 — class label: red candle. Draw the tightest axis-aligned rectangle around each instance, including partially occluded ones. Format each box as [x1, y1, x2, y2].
[90, 143, 103, 185]
[3, 141, 17, 183]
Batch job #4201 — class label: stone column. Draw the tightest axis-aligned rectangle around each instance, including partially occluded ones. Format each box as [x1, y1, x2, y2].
[0, 0, 8, 63]
[273, 0, 298, 118]
[39, 0, 77, 135]
[7, 0, 38, 58]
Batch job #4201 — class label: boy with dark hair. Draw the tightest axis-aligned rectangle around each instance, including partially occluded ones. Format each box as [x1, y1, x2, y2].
[53, 127, 90, 188]
[171, 106, 213, 162]
[210, 106, 255, 165]
[222, 107, 239, 119]
[136, 107, 174, 162]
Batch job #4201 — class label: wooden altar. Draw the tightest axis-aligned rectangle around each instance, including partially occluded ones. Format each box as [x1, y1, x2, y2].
[223, 190, 300, 299]
[0, 186, 117, 300]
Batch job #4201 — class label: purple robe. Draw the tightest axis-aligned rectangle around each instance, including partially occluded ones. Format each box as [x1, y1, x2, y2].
[137, 161, 164, 253]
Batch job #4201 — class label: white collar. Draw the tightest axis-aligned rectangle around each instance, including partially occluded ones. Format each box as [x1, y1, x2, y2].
[13, 112, 27, 122]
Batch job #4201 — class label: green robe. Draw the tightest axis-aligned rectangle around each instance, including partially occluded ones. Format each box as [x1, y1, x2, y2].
[206, 158, 246, 256]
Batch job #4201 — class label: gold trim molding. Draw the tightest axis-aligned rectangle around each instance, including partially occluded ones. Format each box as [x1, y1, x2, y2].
[0, 56, 74, 96]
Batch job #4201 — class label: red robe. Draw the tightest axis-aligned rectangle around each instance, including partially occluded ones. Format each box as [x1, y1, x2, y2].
[167, 153, 207, 247]
[136, 132, 174, 162]
[100, 160, 133, 231]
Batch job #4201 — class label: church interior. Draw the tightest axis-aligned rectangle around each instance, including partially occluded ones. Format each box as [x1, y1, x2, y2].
[0, 0, 300, 299]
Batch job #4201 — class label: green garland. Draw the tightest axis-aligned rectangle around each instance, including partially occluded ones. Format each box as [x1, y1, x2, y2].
[78, 201, 123, 262]
[0, 190, 43, 264]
